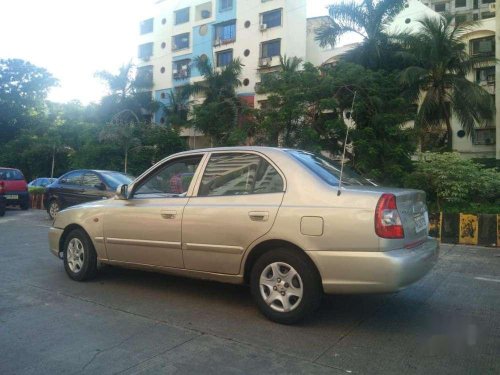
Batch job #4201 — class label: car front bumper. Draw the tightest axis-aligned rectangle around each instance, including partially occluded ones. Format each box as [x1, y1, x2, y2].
[48, 227, 64, 258]
[307, 238, 439, 294]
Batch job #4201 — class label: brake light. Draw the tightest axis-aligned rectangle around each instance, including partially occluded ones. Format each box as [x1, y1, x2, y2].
[375, 193, 404, 239]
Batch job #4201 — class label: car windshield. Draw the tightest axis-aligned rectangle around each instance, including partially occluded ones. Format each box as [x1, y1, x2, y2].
[101, 172, 134, 190]
[0, 168, 24, 180]
[287, 150, 376, 187]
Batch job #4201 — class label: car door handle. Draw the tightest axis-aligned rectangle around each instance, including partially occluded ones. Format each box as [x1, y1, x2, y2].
[161, 210, 177, 219]
[249, 211, 269, 222]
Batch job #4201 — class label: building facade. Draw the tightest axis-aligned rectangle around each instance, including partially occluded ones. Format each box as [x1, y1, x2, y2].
[137, 0, 307, 146]
[425, 0, 496, 22]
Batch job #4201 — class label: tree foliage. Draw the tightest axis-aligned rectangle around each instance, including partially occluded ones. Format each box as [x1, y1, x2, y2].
[396, 15, 495, 149]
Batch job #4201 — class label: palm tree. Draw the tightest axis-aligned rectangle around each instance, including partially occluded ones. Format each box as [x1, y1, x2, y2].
[315, 0, 406, 67]
[396, 15, 495, 150]
[161, 88, 190, 128]
[186, 56, 244, 145]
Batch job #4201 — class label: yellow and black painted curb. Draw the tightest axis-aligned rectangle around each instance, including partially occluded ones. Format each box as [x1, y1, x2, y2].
[429, 213, 499, 247]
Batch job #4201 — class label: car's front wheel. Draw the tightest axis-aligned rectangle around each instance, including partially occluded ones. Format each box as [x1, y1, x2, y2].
[250, 248, 322, 324]
[63, 229, 98, 281]
[48, 200, 60, 219]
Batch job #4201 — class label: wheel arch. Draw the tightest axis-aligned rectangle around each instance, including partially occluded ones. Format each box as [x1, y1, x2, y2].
[243, 239, 322, 288]
[59, 224, 89, 254]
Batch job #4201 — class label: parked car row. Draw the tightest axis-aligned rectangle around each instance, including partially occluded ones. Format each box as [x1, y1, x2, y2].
[0, 167, 132, 218]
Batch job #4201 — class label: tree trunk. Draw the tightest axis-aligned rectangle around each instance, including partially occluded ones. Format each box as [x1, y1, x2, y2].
[442, 102, 453, 151]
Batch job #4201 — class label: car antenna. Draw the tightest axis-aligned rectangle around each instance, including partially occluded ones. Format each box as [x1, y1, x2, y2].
[337, 91, 356, 197]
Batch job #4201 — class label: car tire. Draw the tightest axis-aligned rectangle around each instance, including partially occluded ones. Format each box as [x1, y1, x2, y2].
[250, 248, 322, 324]
[48, 200, 60, 219]
[63, 229, 98, 281]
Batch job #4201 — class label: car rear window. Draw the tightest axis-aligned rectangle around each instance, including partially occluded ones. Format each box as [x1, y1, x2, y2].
[286, 150, 375, 187]
[0, 169, 25, 180]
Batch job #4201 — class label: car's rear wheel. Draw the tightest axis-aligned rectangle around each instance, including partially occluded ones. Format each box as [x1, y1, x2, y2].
[48, 200, 60, 219]
[250, 248, 322, 324]
[63, 229, 98, 281]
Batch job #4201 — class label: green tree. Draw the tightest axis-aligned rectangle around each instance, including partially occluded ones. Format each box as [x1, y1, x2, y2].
[315, 0, 406, 68]
[187, 56, 248, 145]
[0, 59, 58, 143]
[396, 15, 495, 150]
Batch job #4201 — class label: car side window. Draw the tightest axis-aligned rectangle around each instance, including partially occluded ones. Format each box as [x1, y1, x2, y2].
[133, 156, 203, 198]
[82, 173, 103, 188]
[198, 153, 284, 197]
[61, 171, 84, 185]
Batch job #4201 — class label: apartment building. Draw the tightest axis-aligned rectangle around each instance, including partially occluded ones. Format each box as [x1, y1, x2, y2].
[425, 0, 496, 22]
[137, 0, 307, 146]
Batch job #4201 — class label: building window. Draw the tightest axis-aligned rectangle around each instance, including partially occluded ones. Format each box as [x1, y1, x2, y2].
[482, 0, 495, 3]
[195, 2, 212, 21]
[140, 18, 154, 34]
[175, 7, 190, 25]
[216, 49, 233, 67]
[261, 9, 282, 29]
[455, 14, 468, 23]
[136, 65, 153, 87]
[173, 59, 191, 80]
[475, 66, 495, 84]
[473, 0, 479, 8]
[434, 3, 446, 11]
[172, 33, 190, 51]
[470, 36, 495, 56]
[455, 0, 466, 7]
[138, 43, 154, 59]
[261, 39, 281, 58]
[220, 0, 233, 12]
[214, 20, 236, 45]
[481, 11, 495, 19]
[473, 128, 496, 145]
[473, 13, 479, 20]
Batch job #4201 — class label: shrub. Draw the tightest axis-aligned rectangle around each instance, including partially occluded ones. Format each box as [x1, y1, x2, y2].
[405, 152, 500, 213]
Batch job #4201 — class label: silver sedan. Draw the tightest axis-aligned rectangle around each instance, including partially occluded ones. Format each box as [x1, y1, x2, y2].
[49, 147, 439, 324]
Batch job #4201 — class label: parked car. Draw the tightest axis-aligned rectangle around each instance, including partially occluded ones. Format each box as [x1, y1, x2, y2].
[0, 195, 5, 217]
[0, 167, 29, 210]
[48, 147, 439, 324]
[28, 177, 57, 187]
[44, 169, 134, 219]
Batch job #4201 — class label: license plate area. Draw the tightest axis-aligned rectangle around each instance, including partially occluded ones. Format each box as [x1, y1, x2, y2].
[5, 195, 18, 200]
[414, 214, 427, 233]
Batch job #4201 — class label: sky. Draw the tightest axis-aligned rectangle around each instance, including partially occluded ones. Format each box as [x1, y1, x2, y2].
[0, 0, 333, 104]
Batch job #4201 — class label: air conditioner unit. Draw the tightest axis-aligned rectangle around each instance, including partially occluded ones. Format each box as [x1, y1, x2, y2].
[259, 58, 271, 67]
[173, 69, 178, 74]
[259, 24, 268, 31]
[182, 65, 188, 70]
[489, 3, 496, 12]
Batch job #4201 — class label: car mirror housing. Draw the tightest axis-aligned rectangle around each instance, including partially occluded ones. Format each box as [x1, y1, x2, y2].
[116, 184, 129, 200]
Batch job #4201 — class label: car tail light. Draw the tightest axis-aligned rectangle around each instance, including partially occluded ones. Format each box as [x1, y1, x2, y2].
[0, 181, 4, 194]
[375, 193, 404, 239]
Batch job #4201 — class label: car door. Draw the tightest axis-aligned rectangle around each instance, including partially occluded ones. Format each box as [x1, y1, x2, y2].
[182, 152, 286, 275]
[81, 172, 108, 203]
[57, 171, 85, 208]
[103, 154, 206, 269]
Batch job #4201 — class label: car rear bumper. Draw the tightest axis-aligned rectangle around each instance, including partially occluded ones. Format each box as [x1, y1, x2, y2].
[2, 191, 29, 205]
[48, 227, 64, 258]
[307, 238, 439, 294]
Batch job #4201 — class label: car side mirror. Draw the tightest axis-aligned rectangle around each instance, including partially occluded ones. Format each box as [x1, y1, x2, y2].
[116, 184, 129, 200]
[95, 182, 106, 191]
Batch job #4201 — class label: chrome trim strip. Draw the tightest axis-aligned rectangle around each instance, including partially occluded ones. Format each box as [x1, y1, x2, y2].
[184, 243, 244, 255]
[94, 237, 105, 244]
[106, 237, 181, 249]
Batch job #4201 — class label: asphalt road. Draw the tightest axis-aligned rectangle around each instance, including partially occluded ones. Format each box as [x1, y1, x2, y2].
[1, 209, 499, 374]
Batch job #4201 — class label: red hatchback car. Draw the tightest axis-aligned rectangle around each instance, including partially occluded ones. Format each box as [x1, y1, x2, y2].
[0, 168, 30, 210]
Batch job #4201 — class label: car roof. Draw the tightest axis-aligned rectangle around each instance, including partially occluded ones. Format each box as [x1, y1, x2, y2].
[0, 167, 21, 171]
[170, 146, 290, 157]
